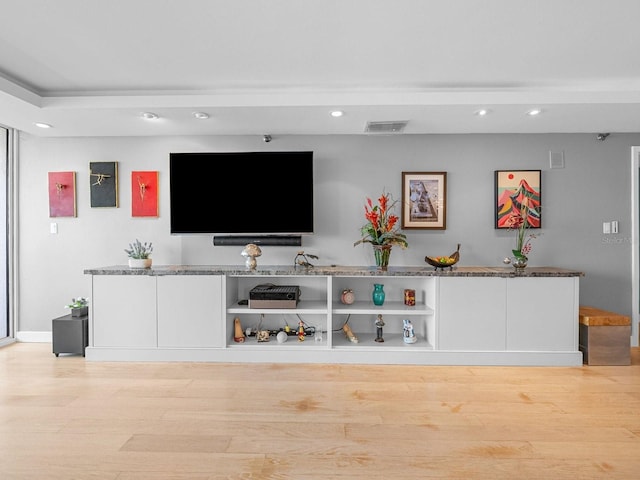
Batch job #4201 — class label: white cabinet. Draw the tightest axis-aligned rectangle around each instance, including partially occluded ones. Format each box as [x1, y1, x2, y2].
[91, 275, 157, 348]
[438, 277, 507, 351]
[157, 275, 223, 348]
[86, 266, 582, 365]
[438, 276, 579, 353]
[506, 276, 578, 351]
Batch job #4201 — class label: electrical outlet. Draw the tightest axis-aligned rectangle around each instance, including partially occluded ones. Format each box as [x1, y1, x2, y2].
[612, 221, 619, 234]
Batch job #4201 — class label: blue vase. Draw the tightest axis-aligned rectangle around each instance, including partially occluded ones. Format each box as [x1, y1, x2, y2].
[372, 283, 385, 306]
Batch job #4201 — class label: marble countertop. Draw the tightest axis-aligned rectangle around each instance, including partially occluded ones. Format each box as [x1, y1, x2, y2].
[84, 265, 584, 278]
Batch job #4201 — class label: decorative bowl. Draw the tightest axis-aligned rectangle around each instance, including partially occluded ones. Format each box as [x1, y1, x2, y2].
[425, 255, 459, 270]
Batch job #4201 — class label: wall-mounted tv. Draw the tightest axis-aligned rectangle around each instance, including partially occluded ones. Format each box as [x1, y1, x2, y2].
[169, 151, 314, 236]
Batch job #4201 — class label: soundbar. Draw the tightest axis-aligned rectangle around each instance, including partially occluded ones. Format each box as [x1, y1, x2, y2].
[213, 235, 302, 246]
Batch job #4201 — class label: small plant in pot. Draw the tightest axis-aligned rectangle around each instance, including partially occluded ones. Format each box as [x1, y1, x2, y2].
[125, 239, 153, 268]
[65, 297, 89, 317]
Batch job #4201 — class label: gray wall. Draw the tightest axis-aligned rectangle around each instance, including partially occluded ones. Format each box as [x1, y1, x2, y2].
[17, 132, 640, 333]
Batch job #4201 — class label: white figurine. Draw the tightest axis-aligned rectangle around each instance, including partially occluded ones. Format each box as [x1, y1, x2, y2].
[403, 319, 417, 344]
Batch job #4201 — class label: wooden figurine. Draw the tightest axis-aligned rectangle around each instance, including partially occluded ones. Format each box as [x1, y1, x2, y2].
[233, 317, 245, 343]
[342, 323, 358, 343]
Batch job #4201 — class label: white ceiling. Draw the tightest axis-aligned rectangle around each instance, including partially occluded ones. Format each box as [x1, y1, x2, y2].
[1, 0, 639, 138]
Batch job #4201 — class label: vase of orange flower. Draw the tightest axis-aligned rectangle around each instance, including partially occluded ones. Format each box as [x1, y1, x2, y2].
[354, 191, 408, 270]
[506, 191, 539, 271]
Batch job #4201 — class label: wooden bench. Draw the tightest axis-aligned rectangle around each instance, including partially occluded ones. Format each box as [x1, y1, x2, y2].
[578, 306, 631, 365]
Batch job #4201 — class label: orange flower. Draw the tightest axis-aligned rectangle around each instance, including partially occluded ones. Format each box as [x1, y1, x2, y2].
[354, 191, 408, 249]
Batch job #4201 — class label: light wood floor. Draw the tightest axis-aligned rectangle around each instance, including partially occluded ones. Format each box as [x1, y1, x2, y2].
[1, 343, 639, 480]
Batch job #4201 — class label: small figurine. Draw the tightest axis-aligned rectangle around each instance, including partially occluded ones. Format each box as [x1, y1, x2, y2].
[241, 243, 262, 270]
[294, 250, 319, 269]
[403, 319, 417, 344]
[342, 323, 359, 343]
[298, 319, 306, 342]
[375, 314, 385, 343]
[233, 317, 245, 343]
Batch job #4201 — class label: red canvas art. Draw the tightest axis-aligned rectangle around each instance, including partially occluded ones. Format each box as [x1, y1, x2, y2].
[48, 171, 76, 217]
[131, 171, 158, 217]
[495, 170, 541, 229]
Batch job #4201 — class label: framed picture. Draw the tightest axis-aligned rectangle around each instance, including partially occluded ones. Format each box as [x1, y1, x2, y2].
[131, 171, 159, 217]
[401, 172, 447, 229]
[48, 171, 76, 217]
[89, 161, 118, 208]
[495, 170, 541, 229]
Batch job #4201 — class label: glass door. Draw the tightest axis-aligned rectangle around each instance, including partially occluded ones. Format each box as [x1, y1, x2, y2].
[0, 126, 11, 344]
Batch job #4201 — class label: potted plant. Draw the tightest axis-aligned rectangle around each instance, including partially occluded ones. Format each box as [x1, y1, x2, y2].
[353, 191, 408, 270]
[65, 297, 89, 317]
[125, 239, 153, 268]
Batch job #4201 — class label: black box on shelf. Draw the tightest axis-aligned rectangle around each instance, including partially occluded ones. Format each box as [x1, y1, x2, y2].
[249, 285, 301, 309]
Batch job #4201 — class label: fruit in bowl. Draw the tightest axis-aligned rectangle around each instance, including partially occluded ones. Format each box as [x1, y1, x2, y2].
[425, 244, 460, 270]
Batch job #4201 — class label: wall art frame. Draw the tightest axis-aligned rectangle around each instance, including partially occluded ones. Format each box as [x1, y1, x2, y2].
[89, 161, 118, 208]
[131, 170, 159, 217]
[401, 171, 447, 230]
[495, 169, 541, 229]
[48, 171, 76, 217]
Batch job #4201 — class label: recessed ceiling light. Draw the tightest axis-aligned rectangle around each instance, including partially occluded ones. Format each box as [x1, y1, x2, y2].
[141, 112, 159, 120]
[330, 110, 344, 117]
[193, 112, 210, 119]
[475, 109, 490, 116]
[527, 109, 542, 116]
[34, 122, 52, 129]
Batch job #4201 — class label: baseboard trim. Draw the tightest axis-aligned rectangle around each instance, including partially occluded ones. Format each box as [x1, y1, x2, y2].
[16, 331, 52, 343]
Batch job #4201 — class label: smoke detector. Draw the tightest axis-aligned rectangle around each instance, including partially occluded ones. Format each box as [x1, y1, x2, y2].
[365, 121, 408, 134]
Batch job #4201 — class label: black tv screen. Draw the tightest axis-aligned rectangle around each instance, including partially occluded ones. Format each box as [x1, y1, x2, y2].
[169, 151, 314, 235]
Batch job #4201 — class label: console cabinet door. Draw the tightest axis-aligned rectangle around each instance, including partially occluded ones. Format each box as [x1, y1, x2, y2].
[92, 275, 157, 347]
[506, 277, 578, 351]
[438, 277, 507, 351]
[157, 275, 223, 348]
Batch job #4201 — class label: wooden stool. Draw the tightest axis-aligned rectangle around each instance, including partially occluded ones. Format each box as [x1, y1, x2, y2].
[578, 306, 630, 365]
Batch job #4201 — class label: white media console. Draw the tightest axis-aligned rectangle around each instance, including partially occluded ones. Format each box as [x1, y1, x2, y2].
[84, 265, 584, 366]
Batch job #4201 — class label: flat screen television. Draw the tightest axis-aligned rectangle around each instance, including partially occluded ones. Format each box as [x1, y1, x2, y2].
[169, 151, 314, 235]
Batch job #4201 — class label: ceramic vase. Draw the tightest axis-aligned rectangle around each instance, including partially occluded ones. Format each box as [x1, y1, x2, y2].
[128, 258, 152, 269]
[372, 283, 386, 306]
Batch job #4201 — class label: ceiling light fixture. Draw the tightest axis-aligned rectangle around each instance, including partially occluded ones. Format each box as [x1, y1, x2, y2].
[330, 110, 344, 117]
[475, 109, 490, 116]
[34, 122, 52, 129]
[193, 112, 210, 119]
[141, 112, 159, 120]
[527, 109, 542, 116]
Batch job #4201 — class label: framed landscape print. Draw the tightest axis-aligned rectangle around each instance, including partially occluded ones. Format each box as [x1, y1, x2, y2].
[89, 161, 118, 208]
[131, 170, 159, 217]
[48, 171, 76, 217]
[495, 169, 541, 229]
[401, 171, 447, 229]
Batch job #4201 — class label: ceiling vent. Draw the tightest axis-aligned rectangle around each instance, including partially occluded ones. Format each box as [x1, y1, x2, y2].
[365, 121, 408, 134]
